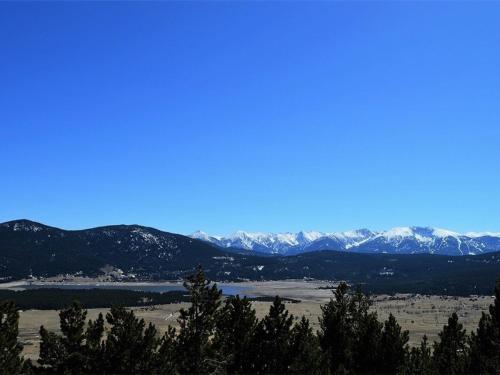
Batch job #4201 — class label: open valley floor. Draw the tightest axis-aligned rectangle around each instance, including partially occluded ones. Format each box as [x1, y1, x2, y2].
[13, 280, 495, 360]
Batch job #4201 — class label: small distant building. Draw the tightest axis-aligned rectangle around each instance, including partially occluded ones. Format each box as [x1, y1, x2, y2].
[379, 267, 394, 276]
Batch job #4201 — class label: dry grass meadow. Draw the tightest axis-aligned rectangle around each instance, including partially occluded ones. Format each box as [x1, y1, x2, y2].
[16, 280, 494, 360]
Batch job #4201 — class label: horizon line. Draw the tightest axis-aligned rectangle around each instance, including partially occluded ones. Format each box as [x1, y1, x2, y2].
[3, 218, 500, 238]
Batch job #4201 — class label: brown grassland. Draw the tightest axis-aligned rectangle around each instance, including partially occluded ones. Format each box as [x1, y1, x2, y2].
[16, 280, 494, 360]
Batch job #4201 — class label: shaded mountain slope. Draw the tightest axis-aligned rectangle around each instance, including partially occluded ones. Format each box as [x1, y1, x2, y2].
[0, 219, 237, 280]
[1, 220, 499, 295]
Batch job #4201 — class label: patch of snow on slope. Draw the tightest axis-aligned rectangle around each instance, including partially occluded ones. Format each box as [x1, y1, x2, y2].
[382, 227, 414, 240]
[297, 231, 325, 242]
[12, 222, 44, 232]
[465, 232, 500, 238]
[191, 230, 222, 241]
[132, 228, 160, 245]
[432, 228, 460, 238]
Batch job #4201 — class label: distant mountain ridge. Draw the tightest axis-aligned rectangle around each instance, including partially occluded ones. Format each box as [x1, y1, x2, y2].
[191, 227, 500, 256]
[2, 220, 500, 295]
[0, 219, 237, 281]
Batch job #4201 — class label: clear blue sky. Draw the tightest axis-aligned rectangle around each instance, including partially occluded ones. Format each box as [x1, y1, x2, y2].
[1, 2, 500, 235]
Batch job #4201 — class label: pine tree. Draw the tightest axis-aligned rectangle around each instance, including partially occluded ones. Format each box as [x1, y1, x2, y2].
[379, 313, 409, 374]
[59, 301, 87, 373]
[433, 312, 469, 374]
[84, 313, 104, 373]
[491, 279, 500, 329]
[103, 306, 159, 374]
[38, 325, 66, 372]
[469, 279, 500, 373]
[318, 282, 356, 374]
[38, 301, 103, 374]
[0, 301, 29, 375]
[252, 296, 294, 374]
[488, 279, 500, 366]
[350, 288, 383, 374]
[155, 326, 178, 375]
[175, 266, 222, 374]
[213, 295, 257, 374]
[402, 335, 435, 375]
[289, 316, 325, 374]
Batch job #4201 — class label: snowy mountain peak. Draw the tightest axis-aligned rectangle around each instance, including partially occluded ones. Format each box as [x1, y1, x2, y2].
[190, 227, 500, 256]
[191, 230, 222, 242]
[431, 228, 460, 238]
[382, 227, 415, 239]
[465, 231, 500, 238]
[297, 231, 324, 242]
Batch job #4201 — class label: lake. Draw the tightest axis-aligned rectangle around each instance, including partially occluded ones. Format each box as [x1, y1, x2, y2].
[21, 282, 254, 297]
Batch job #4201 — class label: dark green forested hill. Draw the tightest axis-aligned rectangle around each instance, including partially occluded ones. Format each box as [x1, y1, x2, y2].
[1, 220, 499, 295]
[0, 219, 237, 280]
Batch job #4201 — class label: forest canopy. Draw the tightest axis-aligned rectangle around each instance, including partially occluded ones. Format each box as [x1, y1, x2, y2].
[1, 268, 499, 374]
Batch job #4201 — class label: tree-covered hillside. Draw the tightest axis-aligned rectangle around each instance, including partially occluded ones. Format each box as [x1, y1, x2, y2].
[1, 220, 500, 295]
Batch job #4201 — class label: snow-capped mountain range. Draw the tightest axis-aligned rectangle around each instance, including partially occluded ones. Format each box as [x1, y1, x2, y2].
[191, 227, 500, 256]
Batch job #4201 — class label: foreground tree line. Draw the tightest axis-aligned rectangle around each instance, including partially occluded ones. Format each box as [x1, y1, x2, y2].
[1, 269, 499, 374]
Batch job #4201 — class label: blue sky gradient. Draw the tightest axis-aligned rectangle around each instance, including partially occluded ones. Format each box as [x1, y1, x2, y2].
[1, 2, 500, 235]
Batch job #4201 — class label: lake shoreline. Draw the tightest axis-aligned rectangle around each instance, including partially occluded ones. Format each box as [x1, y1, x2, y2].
[0, 279, 337, 301]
